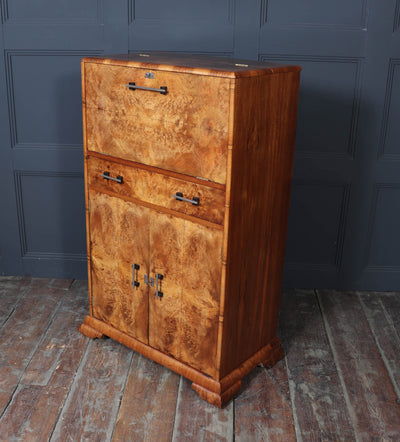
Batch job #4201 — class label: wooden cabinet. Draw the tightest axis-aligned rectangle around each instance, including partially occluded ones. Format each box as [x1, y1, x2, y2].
[79, 52, 301, 407]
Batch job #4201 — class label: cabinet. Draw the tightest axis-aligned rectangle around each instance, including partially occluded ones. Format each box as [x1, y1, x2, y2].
[79, 52, 301, 407]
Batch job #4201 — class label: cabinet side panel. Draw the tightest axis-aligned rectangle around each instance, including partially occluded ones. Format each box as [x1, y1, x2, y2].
[220, 71, 300, 377]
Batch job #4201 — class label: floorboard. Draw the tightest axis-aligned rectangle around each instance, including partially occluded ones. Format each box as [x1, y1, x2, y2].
[235, 362, 296, 441]
[0, 277, 400, 441]
[112, 353, 180, 442]
[50, 338, 132, 441]
[0, 278, 70, 414]
[280, 289, 355, 441]
[318, 289, 400, 440]
[171, 377, 234, 441]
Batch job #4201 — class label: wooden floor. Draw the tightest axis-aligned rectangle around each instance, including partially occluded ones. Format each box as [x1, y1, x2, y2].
[0, 277, 400, 441]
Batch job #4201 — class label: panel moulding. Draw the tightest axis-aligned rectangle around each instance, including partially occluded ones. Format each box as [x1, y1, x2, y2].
[14, 170, 85, 259]
[4, 49, 103, 149]
[1, 0, 104, 25]
[378, 58, 400, 159]
[260, 0, 368, 30]
[23, 251, 86, 261]
[286, 181, 351, 269]
[128, 49, 233, 58]
[129, 0, 235, 25]
[128, 0, 135, 24]
[260, 54, 364, 159]
[394, 0, 400, 33]
[364, 183, 400, 272]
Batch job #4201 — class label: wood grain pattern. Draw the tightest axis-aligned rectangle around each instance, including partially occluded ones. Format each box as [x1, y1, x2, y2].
[112, 353, 180, 442]
[0, 279, 67, 413]
[84, 62, 230, 184]
[235, 363, 296, 442]
[279, 289, 355, 440]
[51, 338, 132, 441]
[21, 280, 89, 386]
[83, 52, 301, 78]
[82, 58, 94, 318]
[88, 150, 226, 190]
[0, 281, 89, 441]
[81, 54, 301, 406]
[81, 315, 286, 407]
[88, 155, 225, 226]
[172, 377, 234, 441]
[89, 184, 224, 232]
[219, 70, 300, 377]
[318, 290, 400, 440]
[3, 279, 400, 438]
[149, 212, 223, 378]
[362, 293, 400, 393]
[191, 380, 242, 408]
[0, 276, 30, 329]
[89, 191, 149, 344]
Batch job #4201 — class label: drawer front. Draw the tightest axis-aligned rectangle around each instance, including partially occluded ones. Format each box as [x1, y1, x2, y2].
[87, 156, 225, 226]
[84, 62, 230, 184]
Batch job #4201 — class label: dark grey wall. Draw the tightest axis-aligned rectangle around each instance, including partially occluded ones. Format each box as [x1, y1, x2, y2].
[0, 0, 399, 290]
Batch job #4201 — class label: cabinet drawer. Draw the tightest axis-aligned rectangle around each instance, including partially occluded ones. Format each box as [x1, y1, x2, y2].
[83, 62, 230, 184]
[87, 156, 225, 226]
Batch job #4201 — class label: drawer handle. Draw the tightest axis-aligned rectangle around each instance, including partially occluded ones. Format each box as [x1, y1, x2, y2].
[100, 171, 123, 184]
[172, 192, 199, 206]
[125, 82, 168, 95]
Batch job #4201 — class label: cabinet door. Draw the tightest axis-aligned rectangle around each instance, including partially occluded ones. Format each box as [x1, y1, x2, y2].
[148, 211, 223, 377]
[89, 190, 149, 344]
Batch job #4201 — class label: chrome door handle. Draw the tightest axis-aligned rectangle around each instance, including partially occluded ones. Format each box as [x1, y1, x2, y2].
[132, 263, 140, 289]
[155, 273, 163, 300]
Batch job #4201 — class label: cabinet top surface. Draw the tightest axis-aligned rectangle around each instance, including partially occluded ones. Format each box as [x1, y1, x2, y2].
[82, 52, 301, 78]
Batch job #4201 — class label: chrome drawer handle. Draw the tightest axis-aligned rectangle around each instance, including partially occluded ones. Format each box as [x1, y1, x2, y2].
[172, 192, 199, 206]
[100, 171, 123, 184]
[125, 82, 168, 95]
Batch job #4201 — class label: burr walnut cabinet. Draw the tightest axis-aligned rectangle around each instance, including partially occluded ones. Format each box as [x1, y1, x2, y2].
[79, 52, 300, 407]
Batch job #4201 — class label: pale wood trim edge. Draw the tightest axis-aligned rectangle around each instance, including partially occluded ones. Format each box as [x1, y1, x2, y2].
[87, 151, 226, 191]
[82, 61, 94, 317]
[88, 185, 224, 231]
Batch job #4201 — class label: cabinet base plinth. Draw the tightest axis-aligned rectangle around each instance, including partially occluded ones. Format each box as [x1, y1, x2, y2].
[78, 315, 283, 407]
[260, 337, 284, 367]
[78, 322, 104, 339]
[192, 380, 242, 408]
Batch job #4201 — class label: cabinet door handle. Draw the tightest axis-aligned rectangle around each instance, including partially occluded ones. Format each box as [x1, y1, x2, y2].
[155, 273, 163, 300]
[125, 82, 168, 95]
[172, 192, 199, 206]
[132, 263, 140, 289]
[100, 171, 123, 184]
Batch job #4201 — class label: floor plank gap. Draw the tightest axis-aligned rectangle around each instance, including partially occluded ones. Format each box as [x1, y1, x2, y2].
[1, 279, 400, 440]
[316, 290, 363, 442]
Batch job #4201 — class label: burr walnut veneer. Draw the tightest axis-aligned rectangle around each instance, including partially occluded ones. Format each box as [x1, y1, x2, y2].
[79, 52, 301, 407]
